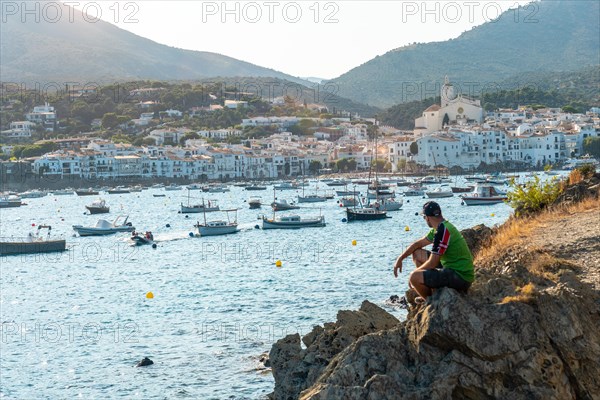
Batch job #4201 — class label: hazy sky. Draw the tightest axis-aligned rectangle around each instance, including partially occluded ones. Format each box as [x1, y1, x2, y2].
[66, 1, 533, 79]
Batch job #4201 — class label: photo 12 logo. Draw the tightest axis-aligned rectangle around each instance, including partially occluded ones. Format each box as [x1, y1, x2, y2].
[400, 1, 539, 24]
[1, 1, 140, 24]
[200, 1, 340, 24]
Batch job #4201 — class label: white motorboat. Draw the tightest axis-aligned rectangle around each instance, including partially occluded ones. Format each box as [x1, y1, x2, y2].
[85, 198, 110, 214]
[298, 194, 328, 203]
[72, 215, 135, 236]
[51, 189, 75, 196]
[181, 202, 220, 213]
[0, 194, 22, 208]
[366, 197, 403, 211]
[461, 185, 508, 206]
[339, 197, 359, 207]
[273, 182, 299, 190]
[271, 199, 300, 211]
[0, 225, 66, 255]
[248, 197, 262, 209]
[19, 190, 47, 198]
[425, 186, 454, 198]
[165, 184, 183, 191]
[262, 214, 325, 229]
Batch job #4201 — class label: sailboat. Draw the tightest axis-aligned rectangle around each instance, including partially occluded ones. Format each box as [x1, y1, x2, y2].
[346, 130, 387, 221]
[180, 190, 220, 213]
[194, 201, 239, 236]
[297, 179, 327, 203]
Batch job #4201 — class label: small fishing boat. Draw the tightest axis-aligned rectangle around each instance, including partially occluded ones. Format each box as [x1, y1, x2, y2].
[72, 215, 135, 236]
[85, 198, 110, 214]
[245, 185, 267, 191]
[76, 189, 99, 196]
[461, 184, 508, 206]
[451, 186, 473, 193]
[346, 207, 387, 221]
[0, 225, 66, 255]
[51, 188, 75, 196]
[425, 186, 454, 198]
[19, 190, 46, 198]
[271, 199, 300, 211]
[273, 182, 299, 190]
[165, 184, 183, 191]
[194, 208, 239, 236]
[0, 194, 22, 208]
[262, 214, 325, 229]
[366, 197, 403, 211]
[248, 197, 262, 209]
[107, 186, 130, 194]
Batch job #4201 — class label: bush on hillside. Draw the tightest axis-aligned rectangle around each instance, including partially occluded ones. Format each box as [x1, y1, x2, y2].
[507, 176, 562, 216]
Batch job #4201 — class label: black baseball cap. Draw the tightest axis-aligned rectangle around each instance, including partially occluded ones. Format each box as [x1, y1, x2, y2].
[422, 201, 442, 217]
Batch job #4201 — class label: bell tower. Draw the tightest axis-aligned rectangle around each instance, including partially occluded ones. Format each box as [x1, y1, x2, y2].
[441, 75, 455, 107]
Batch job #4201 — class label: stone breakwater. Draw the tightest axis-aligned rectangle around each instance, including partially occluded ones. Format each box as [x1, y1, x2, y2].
[268, 175, 600, 400]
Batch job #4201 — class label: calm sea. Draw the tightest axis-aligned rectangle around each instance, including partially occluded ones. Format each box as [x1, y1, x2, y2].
[0, 178, 522, 399]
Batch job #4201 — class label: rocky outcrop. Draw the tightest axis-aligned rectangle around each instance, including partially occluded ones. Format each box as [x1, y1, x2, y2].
[269, 300, 399, 400]
[269, 190, 600, 399]
[553, 172, 600, 206]
[459, 224, 494, 256]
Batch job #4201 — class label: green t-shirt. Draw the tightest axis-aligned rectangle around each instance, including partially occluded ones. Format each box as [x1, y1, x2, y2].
[426, 220, 475, 282]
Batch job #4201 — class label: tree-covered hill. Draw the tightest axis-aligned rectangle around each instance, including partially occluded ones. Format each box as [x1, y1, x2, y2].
[329, 0, 599, 108]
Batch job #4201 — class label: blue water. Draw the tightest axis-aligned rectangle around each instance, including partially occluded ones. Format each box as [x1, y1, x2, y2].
[0, 180, 516, 399]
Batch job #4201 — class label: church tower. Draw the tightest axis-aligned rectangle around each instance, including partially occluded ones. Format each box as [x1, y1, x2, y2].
[441, 75, 456, 107]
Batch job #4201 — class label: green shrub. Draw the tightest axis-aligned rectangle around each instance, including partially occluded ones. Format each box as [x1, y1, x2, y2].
[576, 163, 596, 179]
[507, 176, 562, 216]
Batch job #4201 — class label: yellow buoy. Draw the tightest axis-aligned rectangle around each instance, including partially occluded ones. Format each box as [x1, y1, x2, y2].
[275, 260, 282, 267]
[352, 240, 357, 246]
[146, 291, 154, 299]
[491, 213, 495, 217]
[405, 226, 410, 231]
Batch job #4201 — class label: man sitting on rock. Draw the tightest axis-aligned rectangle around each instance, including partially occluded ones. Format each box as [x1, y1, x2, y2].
[393, 201, 474, 301]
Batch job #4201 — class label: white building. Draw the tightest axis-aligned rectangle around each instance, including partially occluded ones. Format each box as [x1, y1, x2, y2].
[26, 103, 57, 132]
[1, 121, 36, 138]
[198, 128, 243, 140]
[414, 77, 484, 135]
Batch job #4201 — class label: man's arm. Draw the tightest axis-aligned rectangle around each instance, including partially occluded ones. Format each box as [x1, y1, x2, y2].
[393, 237, 432, 277]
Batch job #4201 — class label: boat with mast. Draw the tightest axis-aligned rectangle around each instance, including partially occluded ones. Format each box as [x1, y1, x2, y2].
[194, 202, 239, 236]
[180, 190, 220, 213]
[346, 129, 388, 221]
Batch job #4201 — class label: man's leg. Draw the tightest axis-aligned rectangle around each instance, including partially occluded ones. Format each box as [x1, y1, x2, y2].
[409, 270, 432, 299]
[411, 249, 429, 268]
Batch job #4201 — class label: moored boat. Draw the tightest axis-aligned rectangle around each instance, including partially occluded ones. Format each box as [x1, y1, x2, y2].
[0, 194, 22, 208]
[0, 225, 66, 255]
[271, 199, 300, 211]
[346, 207, 387, 221]
[85, 198, 110, 214]
[461, 184, 508, 206]
[425, 186, 454, 198]
[262, 214, 325, 229]
[248, 197, 262, 209]
[72, 215, 134, 236]
[76, 189, 99, 196]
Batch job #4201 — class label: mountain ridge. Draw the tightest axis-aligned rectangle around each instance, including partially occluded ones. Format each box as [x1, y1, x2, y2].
[327, 0, 600, 107]
[0, 1, 309, 85]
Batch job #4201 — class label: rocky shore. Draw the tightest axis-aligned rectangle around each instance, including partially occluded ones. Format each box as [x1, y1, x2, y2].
[268, 174, 600, 399]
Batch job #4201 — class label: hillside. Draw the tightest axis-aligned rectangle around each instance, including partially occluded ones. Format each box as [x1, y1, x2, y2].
[329, 0, 600, 108]
[268, 173, 600, 399]
[378, 66, 600, 129]
[0, 1, 307, 85]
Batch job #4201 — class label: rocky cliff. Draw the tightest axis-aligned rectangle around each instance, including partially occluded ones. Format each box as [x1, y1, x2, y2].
[269, 174, 600, 400]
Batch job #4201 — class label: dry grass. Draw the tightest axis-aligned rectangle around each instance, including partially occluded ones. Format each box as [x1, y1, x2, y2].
[529, 253, 581, 281]
[477, 196, 600, 264]
[500, 283, 537, 304]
